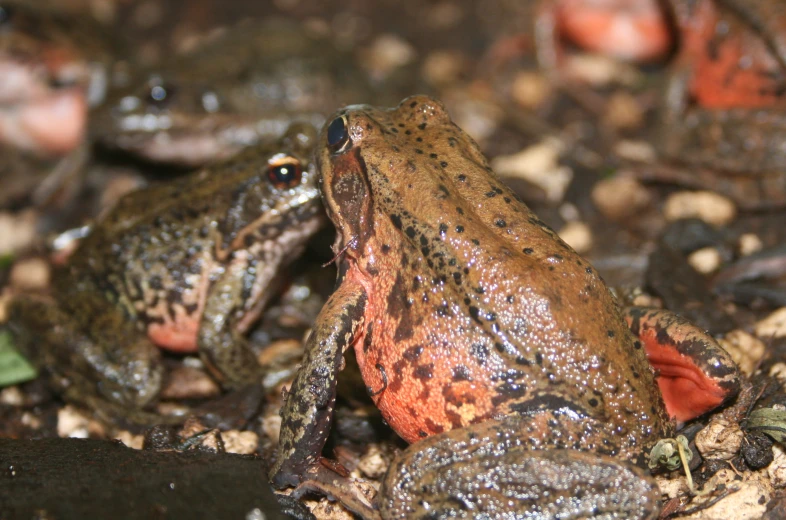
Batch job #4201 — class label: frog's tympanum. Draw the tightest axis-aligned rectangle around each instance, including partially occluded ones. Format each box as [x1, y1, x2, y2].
[271, 96, 740, 518]
[93, 20, 372, 167]
[0, 2, 117, 154]
[9, 123, 324, 419]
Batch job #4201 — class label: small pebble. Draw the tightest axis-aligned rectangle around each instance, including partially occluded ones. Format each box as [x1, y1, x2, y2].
[687, 247, 722, 275]
[663, 191, 737, 227]
[9, 257, 51, 291]
[739, 233, 763, 256]
[492, 139, 572, 202]
[221, 430, 258, 455]
[604, 92, 644, 130]
[558, 221, 593, 254]
[591, 174, 651, 220]
[694, 418, 743, 460]
[755, 307, 786, 339]
[719, 330, 766, 376]
[510, 71, 550, 109]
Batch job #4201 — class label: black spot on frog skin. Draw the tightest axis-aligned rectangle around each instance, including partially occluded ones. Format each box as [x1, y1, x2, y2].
[457, 174, 466, 181]
[468, 306, 481, 324]
[403, 345, 423, 361]
[495, 219, 506, 228]
[389, 214, 402, 230]
[418, 431, 428, 438]
[429, 153, 438, 159]
[416, 137, 423, 142]
[452, 365, 472, 381]
[415, 149, 424, 154]
[405, 226, 416, 239]
[381, 244, 391, 254]
[523, 247, 534, 254]
[607, 330, 615, 338]
[414, 364, 434, 380]
[535, 352, 543, 365]
[453, 272, 462, 284]
[455, 225, 464, 233]
[418, 123, 427, 130]
[633, 340, 642, 350]
[405, 129, 411, 135]
[470, 343, 489, 365]
[486, 190, 497, 198]
[440, 161, 448, 167]
[424, 418, 444, 434]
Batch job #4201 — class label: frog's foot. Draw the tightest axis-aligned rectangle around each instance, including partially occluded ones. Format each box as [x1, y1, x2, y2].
[624, 306, 741, 423]
[380, 415, 660, 520]
[286, 462, 380, 520]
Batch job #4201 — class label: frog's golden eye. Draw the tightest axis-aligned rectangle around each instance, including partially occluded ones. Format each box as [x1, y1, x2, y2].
[326, 115, 350, 153]
[267, 155, 303, 190]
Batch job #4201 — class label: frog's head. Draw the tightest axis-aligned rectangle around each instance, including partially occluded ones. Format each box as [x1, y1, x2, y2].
[316, 95, 490, 258]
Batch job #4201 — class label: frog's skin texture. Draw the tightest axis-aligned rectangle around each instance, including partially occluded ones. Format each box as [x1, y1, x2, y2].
[9, 123, 323, 419]
[658, 0, 786, 208]
[93, 20, 372, 167]
[0, 2, 117, 153]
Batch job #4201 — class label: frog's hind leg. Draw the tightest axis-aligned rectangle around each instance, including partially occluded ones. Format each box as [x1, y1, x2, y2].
[379, 414, 660, 520]
[624, 306, 740, 423]
[8, 294, 163, 413]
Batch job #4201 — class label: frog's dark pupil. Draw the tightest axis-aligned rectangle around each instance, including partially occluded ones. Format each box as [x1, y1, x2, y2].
[327, 116, 349, 150]
[268, 162, 302, 189]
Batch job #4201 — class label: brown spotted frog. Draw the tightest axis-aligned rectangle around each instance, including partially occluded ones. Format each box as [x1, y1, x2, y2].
[92, 19, 373, 167]
[657, 0, 786, 208]
[9, 123, 323, 420]
[271, 96, 740, 518]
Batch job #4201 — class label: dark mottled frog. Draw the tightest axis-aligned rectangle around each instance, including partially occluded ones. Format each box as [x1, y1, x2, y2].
[270, 96, 740, 518]
[93, 19, 372, 167]
[9, 123, 323, 420]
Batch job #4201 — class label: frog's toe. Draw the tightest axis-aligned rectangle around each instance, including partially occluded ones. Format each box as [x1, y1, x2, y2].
[624, 307, 741, 422]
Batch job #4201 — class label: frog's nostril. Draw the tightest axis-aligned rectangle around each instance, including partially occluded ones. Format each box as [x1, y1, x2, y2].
[326, 115, 350, 152]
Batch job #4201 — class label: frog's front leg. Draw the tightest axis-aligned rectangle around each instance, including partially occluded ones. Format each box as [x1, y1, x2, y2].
[270, 278, 366, 489]
[198, 252, 278, 385]
[380, 414, 660, 520]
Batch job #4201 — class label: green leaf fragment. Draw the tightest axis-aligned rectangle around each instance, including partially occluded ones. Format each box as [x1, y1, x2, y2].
[747, 408, 786, 444]
[0, 331, 37, 387]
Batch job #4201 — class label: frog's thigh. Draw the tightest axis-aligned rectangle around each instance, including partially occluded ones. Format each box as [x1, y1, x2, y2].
[624, 306, 740, 422]
[380, 417, 659, 520]
[9, 295, 163, 409]
[271, 278, 367, 489]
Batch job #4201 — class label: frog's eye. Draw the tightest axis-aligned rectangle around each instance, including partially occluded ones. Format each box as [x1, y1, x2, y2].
[267, 154, 303, 189]
[146, 79, 176, 107]
[326, 115, 350, 153]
